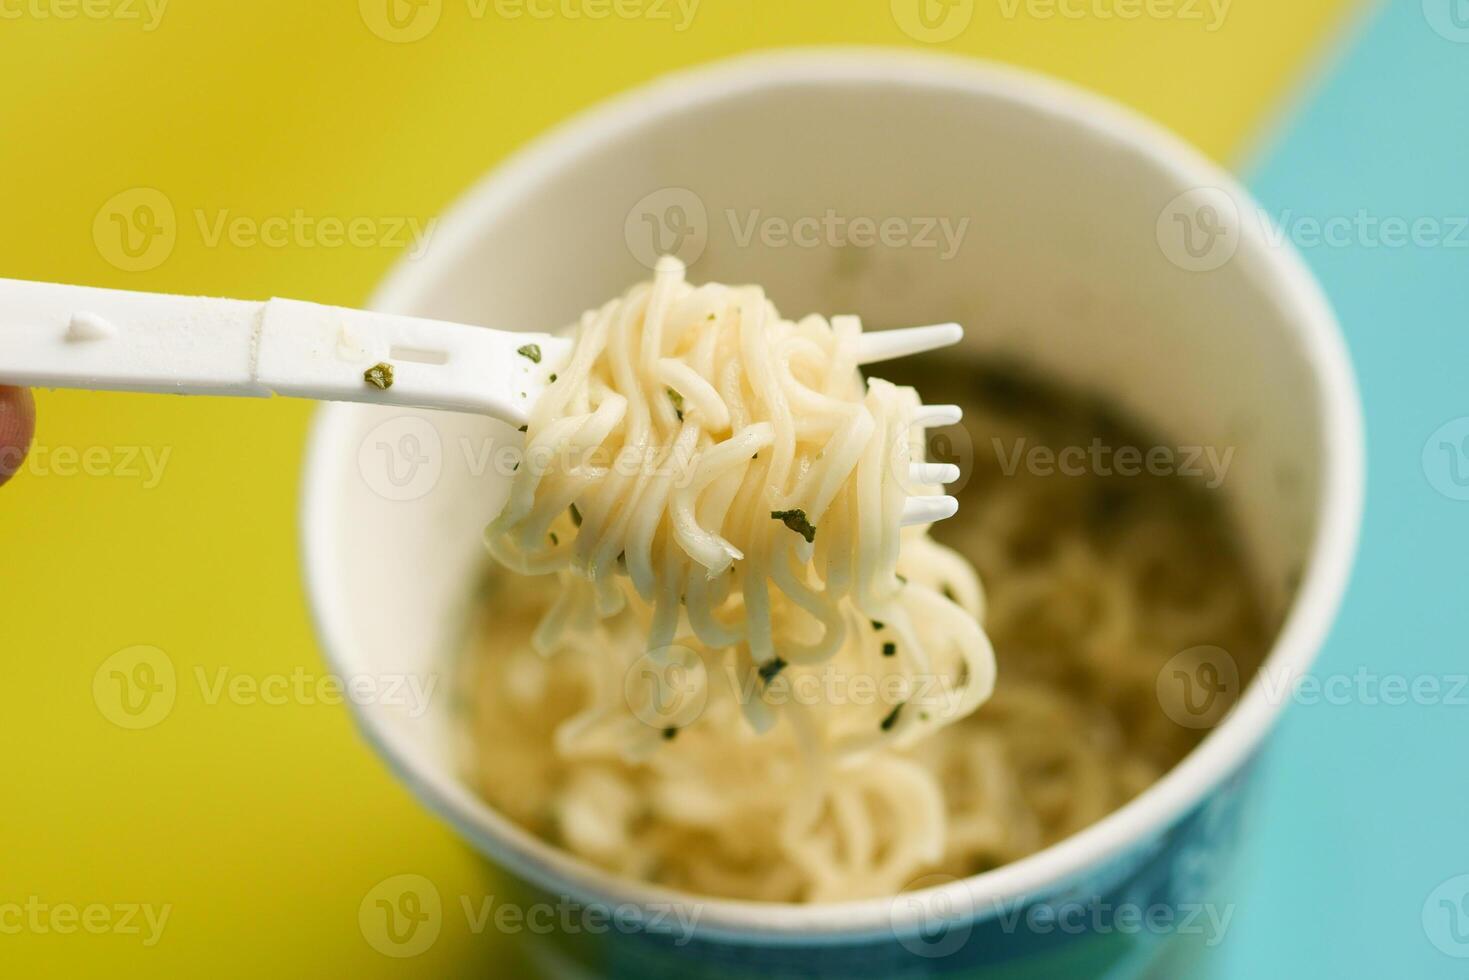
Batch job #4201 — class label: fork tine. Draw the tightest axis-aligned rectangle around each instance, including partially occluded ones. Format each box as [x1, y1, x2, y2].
[910, 463, 960, 486]
[900, 495, 958, 527]
[855, 323, 964, 366]
[912, 404, 963, 428]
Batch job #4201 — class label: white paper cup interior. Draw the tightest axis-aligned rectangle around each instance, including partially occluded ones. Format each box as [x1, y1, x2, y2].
[300, 51, 1361, 940]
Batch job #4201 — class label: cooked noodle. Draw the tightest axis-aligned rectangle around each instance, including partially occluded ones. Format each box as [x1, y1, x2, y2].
[462, 267, 1272, 902]
[473, 257, 994, 901]
[890, 366, 1271, 876]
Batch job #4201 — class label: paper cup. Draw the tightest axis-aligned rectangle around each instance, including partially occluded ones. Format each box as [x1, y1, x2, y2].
[301, 50, 1363, 977]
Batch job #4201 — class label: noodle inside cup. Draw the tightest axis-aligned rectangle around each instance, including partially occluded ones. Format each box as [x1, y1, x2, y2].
[301, 51, 1362, 976]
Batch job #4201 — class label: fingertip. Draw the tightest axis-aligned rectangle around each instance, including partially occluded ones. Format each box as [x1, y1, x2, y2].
[0, 386, 36, 487]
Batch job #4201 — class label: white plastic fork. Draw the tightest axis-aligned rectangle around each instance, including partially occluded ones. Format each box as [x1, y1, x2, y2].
[0, 278, 965, 524]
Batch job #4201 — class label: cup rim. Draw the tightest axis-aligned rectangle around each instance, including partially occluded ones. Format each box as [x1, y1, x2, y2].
[300, 48, 1364, 943]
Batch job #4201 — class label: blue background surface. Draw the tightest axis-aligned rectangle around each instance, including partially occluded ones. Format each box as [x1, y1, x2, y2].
[1230, 2, 1469, 974]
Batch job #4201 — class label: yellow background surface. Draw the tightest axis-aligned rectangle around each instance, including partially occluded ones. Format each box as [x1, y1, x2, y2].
[0, 1, 1353, 975]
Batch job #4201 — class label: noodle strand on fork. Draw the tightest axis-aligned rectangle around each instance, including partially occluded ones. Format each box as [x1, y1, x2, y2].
[477, 257, 995, 900]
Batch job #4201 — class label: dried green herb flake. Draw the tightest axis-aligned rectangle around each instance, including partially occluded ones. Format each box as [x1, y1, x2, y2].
[771, 509, 816, 543]
[364, 362, 394, 390]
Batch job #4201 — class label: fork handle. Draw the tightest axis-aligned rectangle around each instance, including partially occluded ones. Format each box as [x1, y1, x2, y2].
[0, 278, 561, 422]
